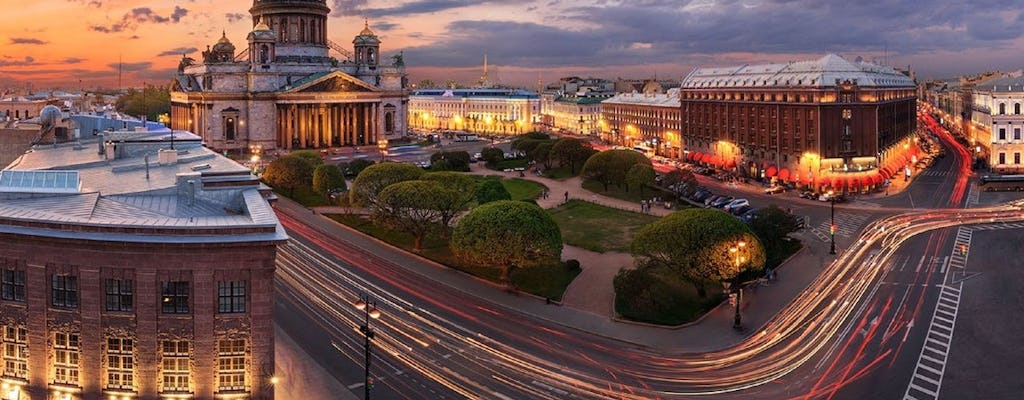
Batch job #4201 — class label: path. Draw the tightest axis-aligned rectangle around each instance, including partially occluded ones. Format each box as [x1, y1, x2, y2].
[559, 245, 634, 317]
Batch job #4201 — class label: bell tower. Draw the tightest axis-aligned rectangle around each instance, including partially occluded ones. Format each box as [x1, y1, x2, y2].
[249, 0, 330, 63]
[247, 17, 277, 66]
[353, 21, 381, 70]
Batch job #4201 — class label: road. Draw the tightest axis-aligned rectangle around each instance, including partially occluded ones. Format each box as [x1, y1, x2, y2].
[271, 109, 1024, 399]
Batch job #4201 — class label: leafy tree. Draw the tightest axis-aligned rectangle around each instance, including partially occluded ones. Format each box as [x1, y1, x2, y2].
[475, 179, 511, 204]
[340, 159, 375, 177]
[749, 206, 801, 265]
[451, 200, 563, 285]
[626, 163, 656, 196]
[580, 149, 651, 191]
[662, 169, 698, 197]
[531, 141, 554, 169]
[417, 79, 436, 88]
[372, 180, 452, 251]
[511, 138, 546, 155]
[631, 208, 765, 297]
[312, 164, 347, 196]
[480, 147, 505, 166]
[349, 162, 425, 208]
[550, 138, 595, 174]
[429, 151, 471, 171]
[422, 172, 479, 232]
[290, 150, 324, 168]
[115, 85, 170, 122]
[522, 131, 550, 140]
[613, 267, 689, 322]
[262, 156, 313, 197]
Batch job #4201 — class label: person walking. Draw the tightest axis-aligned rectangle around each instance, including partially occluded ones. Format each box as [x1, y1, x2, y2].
[564, 191, 569, 203]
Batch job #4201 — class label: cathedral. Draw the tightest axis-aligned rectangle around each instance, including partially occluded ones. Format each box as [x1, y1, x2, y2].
[170, 0, 408, 151]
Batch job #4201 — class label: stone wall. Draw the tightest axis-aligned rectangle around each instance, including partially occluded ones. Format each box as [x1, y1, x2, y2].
[0, 128, 37, 168]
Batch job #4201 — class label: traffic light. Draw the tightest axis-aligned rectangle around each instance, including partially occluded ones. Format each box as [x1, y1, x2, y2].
[829, 223, 836, 236]
[960, 244, 967, 256]
[368, 377, 375, 390]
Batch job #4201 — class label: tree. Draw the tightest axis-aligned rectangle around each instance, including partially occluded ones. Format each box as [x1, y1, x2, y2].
[613, 267, 690, 322]
[451, 200, 563, 285]
[372, 180, 452, 251]
[626, 163, 656, 196]
[348, 162, 425, 208]
[340, 159, 375, 177]
[531, 142, 554, 169]
[422, 171, 479, 232]
[475, 179, 511, 204]
[262, 156, 313, 197]
[580, 149, 651, 191]
[662, 169, 698, 197]
[631, 208, 765, 297]
[290, 150, 324, 168]
[522, 131, 550, 140]
[115, 85, 170, 122]
[550, 138, 595, 174]
[749, 206, 801, 265]
[429, 151, 471, 171]
[480, 147, 505, 166]
[312, 164, 347, 196]
[511, 138, 546, 155]
[417, 79, 436, 88]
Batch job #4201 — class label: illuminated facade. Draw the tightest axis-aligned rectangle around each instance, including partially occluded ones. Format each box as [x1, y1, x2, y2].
[0, 125, 285, 400]
[600, 90, 682, 157]
[170, 0, 408, 151]
[408, 89, 540, 135]
[680, 54, 917, 189]
[972, 76, 1024, 173]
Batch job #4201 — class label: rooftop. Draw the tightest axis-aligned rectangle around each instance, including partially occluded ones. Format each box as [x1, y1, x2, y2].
[682, 54, 915, 89]
[602, 89, 681, 107]
[0, 122, 285, 244]
[977, 75, 1024, 93]
[410, 88, 539, 99]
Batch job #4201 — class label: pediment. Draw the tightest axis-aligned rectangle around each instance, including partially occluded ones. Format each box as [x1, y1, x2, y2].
[289, 72, 379, 94]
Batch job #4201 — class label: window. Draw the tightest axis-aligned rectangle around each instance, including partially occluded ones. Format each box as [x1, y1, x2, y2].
[1017, 103, 1021, 115]
[162, 340, 190, 392]
[54, 332, 80, 385]
[1, 269, 25, 302]
[1016, 128, 1021, 141]
[107, 338, 134, 390]
[105, 279, 133, 312]
[51, 274, 78, 308]
[218, 281, 246, 313]
[225, 117, 236, 140]
[2, 326, 27, 379]
[999, 152, 1006, 165]
[161, 281, 190, 314]
[1000, 128, 1007, 141]
[217, 339, 246, 392]
[999, 103, 1006, 115]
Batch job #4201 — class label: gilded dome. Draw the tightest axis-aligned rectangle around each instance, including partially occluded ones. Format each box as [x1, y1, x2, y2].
[353, 21, 380, 45]
[248, 17, 277, 41]
[213, 31, 236, 53]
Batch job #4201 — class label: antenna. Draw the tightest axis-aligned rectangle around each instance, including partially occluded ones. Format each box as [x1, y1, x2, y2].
[118, 55, 123, 92]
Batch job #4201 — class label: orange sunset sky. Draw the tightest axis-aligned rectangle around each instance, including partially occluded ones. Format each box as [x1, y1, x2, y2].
[2, 1, 1023, 90]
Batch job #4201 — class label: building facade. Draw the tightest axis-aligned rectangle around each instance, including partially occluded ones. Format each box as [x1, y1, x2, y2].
[407, 89, 540, 135]
[538, 77, 614, 136]
[972, 76, 1024, 173]
[0, 123, 285, 400]
[171, 0, 408, 151]
[680, 54, 917, 190]
[600, 90, 682, 157]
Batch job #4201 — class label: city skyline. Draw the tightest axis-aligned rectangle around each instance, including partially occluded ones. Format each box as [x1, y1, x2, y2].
[2, 1, 1023, 89]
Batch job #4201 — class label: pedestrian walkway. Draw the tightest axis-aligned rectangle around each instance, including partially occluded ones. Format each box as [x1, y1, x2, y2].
[903, 283, 962, 400]
[275, 324, 359, 400]
[558, 245, 633, 317]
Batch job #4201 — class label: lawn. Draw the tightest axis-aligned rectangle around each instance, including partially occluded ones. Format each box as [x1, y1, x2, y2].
[277, 186, 331, 207]
[581, 179, 678, 204]
[501, 178, 545, 201]
[548, 200, 659, 253]
[328, 214, 578, 300]
[539, 165, 578, 180]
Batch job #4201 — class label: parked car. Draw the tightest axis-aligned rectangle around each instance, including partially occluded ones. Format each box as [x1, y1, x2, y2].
[740, 208, 760, 223]
[723, 199, 750, 213]
[764, 185, 786, 195]
[692, 190, 712, 202]
[730, 204, 752, 216]
[818, 193, 847, 203]
[711, 196, 734, 208]
[799, 190, 817, 199]
[703, 194, 721, 206]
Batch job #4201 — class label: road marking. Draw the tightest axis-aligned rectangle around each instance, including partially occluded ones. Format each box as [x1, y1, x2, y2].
[965, 184, 979, 207]
[902, 284, 963, 400]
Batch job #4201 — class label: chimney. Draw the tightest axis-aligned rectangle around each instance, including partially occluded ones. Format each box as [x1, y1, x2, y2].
[104, 141, 115, 160]
[158, 148, 178, 165]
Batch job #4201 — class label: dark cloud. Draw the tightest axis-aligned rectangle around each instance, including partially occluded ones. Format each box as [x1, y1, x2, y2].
[107, 61, 152, 72]
[226, 13, 247, 23]
[61, 57, 86, 64]
[374, 22, 399, 31]
[332, 0, 520, 17]
[157, 47, 198, 57]
[330, 0, 369, 16]
[90, 6, 189, 33]
[66, 0, 102, 7]
[9, 38, 47, 45]
[0, 56, 35, 67]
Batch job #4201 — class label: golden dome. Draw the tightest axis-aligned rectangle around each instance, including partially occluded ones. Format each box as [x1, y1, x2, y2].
[359, 20, 376, 37]
[253, 17, 271, 32]
[217, 31, 232, 44]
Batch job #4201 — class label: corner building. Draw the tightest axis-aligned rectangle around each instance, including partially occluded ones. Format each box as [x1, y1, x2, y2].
[171, 0, 409, 151]
[680, 54, 917, 190]
[0, 126, 286, 399]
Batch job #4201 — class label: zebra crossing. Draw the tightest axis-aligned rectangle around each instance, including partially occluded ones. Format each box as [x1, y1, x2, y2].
[810, 211, 871, 242]
[946, 227, 972, 271]
[973, 221, 1024, 231]
[903, 283, 963, 400]
[919, 170, 953, 177]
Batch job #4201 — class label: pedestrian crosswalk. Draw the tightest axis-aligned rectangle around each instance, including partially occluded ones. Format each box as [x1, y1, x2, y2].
[946, 227, 972, 270]
[919, 170, 953, 177]
[903, 284, 963, 400]
[810, 211, 871, 242]
[964, 184, 979, 208]
[974, 221, 1024, 231]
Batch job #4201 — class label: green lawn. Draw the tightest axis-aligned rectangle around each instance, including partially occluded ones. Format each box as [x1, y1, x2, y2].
[328, 214, 578, 300]
[581, 179, 679, 204]
[501, 178, 545, 201]
[548, 200, 659, 253]
[277, 186, 330, 207]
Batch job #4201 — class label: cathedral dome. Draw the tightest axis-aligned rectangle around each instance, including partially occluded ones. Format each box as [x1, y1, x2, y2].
[353, 21, 380, 45]
[248, 17, 277, 41]
[212, 32, 236, 53]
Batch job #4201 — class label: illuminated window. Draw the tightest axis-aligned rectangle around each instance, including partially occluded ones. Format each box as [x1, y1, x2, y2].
[105, 279, 133, 312]
[217, 281, 246, 313]
[2, 326, 27, 379]
[161, 340, 190, 392]
[217, 339, 247, 392]
[1, 269, 25, 302]
[51, 274, 78, 308]
[54, 332, 80, 385]
[161, 281, 190, 314]
[107, 338, 134, 390]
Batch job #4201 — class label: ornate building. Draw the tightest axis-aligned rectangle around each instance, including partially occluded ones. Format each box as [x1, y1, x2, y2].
[680, 54, 918, 190]
[600, 89, 682, 158]
[971, 76, 1024, 173]
[407, 89, 540, 135]
[170, 0, 408, 151]
[0, 122, 284, 400]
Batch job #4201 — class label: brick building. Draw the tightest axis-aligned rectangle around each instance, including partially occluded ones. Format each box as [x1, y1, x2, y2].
[680, 54, 918, 190]
[0, 124, 285, 399]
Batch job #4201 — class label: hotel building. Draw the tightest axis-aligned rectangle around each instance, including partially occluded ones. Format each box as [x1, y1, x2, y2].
[600, 89, 682, 158]
[407, 88, 540, 136]
[679, 54, 917, 190]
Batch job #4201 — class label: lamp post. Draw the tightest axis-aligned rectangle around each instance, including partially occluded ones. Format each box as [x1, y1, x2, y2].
[728, 241, 747, 330]
[377, 139, 388, 161]
[827, 189, 837, 255]
[354, 294, 382, 400]
[578, 115, 585, 137]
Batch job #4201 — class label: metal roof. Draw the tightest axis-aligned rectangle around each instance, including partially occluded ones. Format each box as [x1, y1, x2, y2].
[682, 54, 915, 89]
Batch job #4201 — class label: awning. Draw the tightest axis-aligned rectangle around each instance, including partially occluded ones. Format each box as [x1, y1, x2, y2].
[829, 176, 844, 189]
[778, 168, 791, 181]
[765, 165, 778, 178]
[860, 176, 873, 187]
[725, 158, 736, 168]
[872, 173, 885, 185]
[800, 173, 814, 185]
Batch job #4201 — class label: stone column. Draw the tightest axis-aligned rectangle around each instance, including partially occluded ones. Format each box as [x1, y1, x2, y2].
[193, 268, 215, 399]
[299, 105, 308, 148]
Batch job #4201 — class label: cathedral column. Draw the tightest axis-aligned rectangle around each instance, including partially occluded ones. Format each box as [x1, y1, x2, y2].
[287, 104, 296, 149]
[325, 105, 333, 147]
[299, 105, 308, 148]
[346, 104, 354, 146]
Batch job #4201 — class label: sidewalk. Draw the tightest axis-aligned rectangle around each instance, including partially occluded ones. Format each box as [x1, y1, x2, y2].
[274, 324, 358, 400]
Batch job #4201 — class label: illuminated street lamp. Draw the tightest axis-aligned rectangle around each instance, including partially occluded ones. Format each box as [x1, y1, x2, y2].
[728, 241, 747, 330]
[354, 294, 382, 399]
[827, 189, 837, 255]
[377, 139, 389, 161]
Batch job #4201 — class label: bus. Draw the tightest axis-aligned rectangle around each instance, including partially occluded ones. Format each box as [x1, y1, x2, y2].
[454, 132, 480, 142]
[979, 175, 1024, 191]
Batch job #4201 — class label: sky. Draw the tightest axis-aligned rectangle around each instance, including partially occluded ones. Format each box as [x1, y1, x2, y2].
[1, 0, 1023, 91]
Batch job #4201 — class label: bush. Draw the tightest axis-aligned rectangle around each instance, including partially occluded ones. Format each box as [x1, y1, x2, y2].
[290, 150, 324, 168]
[565, 259, 581, 272]
[312, 164, 347, 196]
[262, 156, 314, 197]
[481, 147, 505, 166]
[340, 159, 375, 177]
[475, 179, 512, 204]
[430, 151, 471, 171]
[613, 268, 692, 323]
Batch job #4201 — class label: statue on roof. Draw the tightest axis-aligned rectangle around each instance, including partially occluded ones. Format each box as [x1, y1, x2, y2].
[391, 51, 404, 68]
[177, 54, 196, 73]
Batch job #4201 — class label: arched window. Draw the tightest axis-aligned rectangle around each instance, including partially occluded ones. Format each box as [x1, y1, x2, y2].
[1000, 103, 1006, 115]
[225, 117, 236, 140]
[259, 45, 269, 64]
[279, 17, 287, 42]
[310, 20, 317, 43]
[368, 48, 375, 64]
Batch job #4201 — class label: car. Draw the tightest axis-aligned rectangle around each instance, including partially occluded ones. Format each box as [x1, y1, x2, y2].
[704, 194, 723, 206]
[799, 190, 818, 199]
[723, 199, 749, 212]
[473, 152, 483, 160]
[740, 208, 760, 223]
[691, 190, 712, 202]
[764, 185, 786, 195]
[711, 196, 734, 208]
[730, 205, 752, 216]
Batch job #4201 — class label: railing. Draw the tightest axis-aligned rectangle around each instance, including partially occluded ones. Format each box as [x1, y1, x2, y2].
[326, 40, 353, 60]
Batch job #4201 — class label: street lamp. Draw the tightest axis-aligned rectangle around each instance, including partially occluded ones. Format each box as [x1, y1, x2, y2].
[578, 115, 585, 136]
[354, 294, 382, 399]
[377, 139, 389, 161]
[728, 241, 747, 330]
[827, 190, 837, 255]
